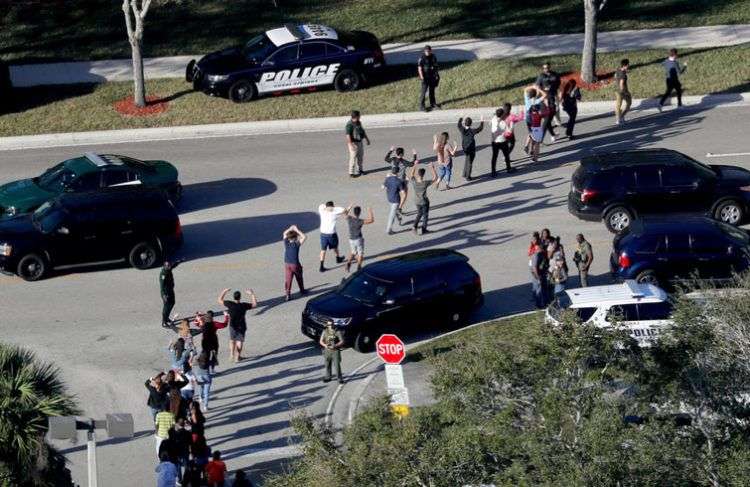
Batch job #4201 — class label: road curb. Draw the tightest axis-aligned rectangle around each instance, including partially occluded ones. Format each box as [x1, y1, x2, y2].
[325, 309, 539, 430]
[1, 92, 748, 152]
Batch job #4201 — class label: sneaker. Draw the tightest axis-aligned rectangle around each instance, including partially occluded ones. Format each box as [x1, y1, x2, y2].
[285, 294, 291, 302]
[421, 229, 431, 234]
[615, 118, 622, 125]
[323, 377, 331, 383]
[657, 104, 663, 113]
[338, 378, 344, 384]
[507, 167, 517, 173]
[336, 256, 345, 264]
[349, 174, 358, 178]
[523, 145, 530, 154]
[300, 289, 308, 296]
[550, 136, 556, 143]
[412, 227, 418, 235]
[319, 263, 326, 273]
[345, 262, 351, 273]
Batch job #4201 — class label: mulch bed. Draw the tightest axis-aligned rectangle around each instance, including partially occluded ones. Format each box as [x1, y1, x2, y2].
[560, 70, 615, 91]
[113, 95, 169, 116]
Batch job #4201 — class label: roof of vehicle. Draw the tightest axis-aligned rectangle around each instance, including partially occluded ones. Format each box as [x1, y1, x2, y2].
[56, 186, 169, 210]
[363, 249, 471, 281]
[266, 24, 338, 47]
[627, 216, 723, 236]
[581, 148, 696, 169]
[563, 281, 668, 307]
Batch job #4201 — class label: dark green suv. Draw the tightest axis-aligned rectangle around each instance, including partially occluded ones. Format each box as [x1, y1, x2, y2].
[0, 152, 182, 216]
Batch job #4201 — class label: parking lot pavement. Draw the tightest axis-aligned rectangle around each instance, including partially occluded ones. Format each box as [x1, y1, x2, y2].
[1, 105, 748, 485]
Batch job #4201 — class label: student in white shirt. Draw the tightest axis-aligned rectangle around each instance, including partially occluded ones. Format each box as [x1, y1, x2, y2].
[490, 107, 516, 176]
[318, 201, 347, 272]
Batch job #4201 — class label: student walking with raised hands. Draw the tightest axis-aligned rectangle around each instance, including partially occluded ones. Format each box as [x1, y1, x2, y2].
[457, 116, 484, 181]
[433, 132, 458, 190]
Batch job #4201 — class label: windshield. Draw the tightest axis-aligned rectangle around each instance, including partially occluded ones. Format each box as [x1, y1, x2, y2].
[339, 273, 390, 304]
[37, 162, 75, 192]
[242, 34, 275, 62]
[31, 201, 64, 233]
[716, 220, 750, 243]
[682, 155, 716, 178]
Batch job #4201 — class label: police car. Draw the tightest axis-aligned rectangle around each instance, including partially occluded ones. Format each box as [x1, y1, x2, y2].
[545, 281, 673, 347]
[186, 23, 386, 103]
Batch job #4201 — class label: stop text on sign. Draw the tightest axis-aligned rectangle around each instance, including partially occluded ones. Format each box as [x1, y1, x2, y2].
[376, 334, 406, 364]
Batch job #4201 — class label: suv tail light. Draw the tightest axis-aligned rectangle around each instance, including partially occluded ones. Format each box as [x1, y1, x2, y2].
[581, 189, 598, 203]
[619, 252, 631, 269]
[474, 275, 482, 293]
[374, 47, 385, 64]
[174, 219, 182, 239]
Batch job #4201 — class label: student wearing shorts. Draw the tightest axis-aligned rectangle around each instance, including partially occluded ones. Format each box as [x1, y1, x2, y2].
[318, 201, 347, 272]
[344, 206, 374, 273]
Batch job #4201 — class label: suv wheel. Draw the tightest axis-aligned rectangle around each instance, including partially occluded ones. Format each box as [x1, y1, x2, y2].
[353, 331, 375, 353]
[715, 200, 744, 226]
[129, 241, 159, 270]
[334, 70, 361, 92]
[635, 270, 659, 286]
[17, 253, 47, 282]
[228, 80, 257, 103]
[604, 206, 633, 233]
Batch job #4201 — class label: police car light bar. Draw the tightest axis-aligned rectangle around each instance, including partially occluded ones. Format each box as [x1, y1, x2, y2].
[284, 23, 304, 40]
[84, 152, 110, 167]
[624, 280, 645, 298]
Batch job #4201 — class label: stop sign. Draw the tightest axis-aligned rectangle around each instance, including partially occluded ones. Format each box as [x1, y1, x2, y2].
[376, 334, 405, 364]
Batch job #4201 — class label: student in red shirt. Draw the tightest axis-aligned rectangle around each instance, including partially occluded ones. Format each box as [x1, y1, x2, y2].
[205, 450, 227, 487]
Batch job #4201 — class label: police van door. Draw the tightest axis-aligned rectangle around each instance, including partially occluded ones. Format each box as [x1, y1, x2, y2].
[257, 44, 300, 94]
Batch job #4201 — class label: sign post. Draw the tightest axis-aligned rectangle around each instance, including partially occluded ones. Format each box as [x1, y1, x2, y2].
[376, 334, 410, 418]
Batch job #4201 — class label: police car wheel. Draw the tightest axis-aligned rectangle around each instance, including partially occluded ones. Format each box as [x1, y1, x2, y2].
[636, 270, 659, 287]
[17, 253, 46, 282]
[334, 70, 361, 92]
[129, 241, 159, 270]
[228, 80, 257, 103]
[353, 331, 375, 353]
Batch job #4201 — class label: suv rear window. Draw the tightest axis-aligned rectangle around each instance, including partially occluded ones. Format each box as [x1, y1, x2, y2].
[571, 166, 590, 190]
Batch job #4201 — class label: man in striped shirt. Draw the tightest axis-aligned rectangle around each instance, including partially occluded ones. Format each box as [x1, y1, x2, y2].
[154, 404, 175, 454]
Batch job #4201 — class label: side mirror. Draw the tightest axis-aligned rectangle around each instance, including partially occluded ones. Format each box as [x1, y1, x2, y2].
[728, 245, 735, 255]
[57, 226, 70, 235]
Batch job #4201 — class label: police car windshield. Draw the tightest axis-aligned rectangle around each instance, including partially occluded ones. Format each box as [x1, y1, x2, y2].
[37, 162, 75, 191]
[243, 34, 275, 62]
[339, 273, 389, 304]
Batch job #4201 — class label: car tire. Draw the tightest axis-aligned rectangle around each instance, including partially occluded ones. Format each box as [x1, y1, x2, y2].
[334, 70, 361, 92]
[353, 331, 376, 353]
[228, 80, 257, 103]
[714, 200, 744, 226]
[129, 241, 159, 270]
[185, 60, 196, 82]
[17, 253, 47, 282]
[635, 270, 659, 287]
[604, 206, 633, 234]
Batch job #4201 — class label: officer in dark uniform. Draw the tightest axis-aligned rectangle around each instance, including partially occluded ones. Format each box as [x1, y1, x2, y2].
[159, 260, 180, 327]
[417, 45, 440, 112]
[319, 321, 344, 383]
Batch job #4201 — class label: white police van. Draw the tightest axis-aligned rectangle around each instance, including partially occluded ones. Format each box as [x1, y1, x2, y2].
[187, 23, 386, 102]
[545, 281, 673, 347]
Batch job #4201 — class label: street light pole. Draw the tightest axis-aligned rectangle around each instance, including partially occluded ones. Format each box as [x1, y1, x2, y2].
[86, 427, 98, 487]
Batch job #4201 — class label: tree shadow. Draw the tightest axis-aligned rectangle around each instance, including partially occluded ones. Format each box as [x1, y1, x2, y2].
[2, 82, 99, 114]
[178, 177, 277, 214]
[177, 211, 318, 260]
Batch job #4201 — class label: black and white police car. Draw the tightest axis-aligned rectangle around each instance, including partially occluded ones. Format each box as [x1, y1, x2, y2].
[186, 23, 386, 103]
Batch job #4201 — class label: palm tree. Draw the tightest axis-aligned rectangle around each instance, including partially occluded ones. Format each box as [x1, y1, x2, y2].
[0, 343, 79, 486]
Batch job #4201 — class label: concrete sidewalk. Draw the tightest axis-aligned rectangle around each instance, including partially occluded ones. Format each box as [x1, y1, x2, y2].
[9, 24, 750, 87]
[1, 92, 748, 151]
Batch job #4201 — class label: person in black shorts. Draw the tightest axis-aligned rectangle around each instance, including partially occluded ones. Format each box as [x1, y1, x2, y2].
[217, 288, 257, 363]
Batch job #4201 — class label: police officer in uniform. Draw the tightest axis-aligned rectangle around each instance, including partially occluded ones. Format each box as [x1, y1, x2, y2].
[417, 45, 440, 112]
[319, 321, 344, 384]
[159, 260, 180, 327]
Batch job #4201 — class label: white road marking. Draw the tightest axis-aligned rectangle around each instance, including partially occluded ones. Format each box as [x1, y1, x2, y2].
[706, 152, 750, 158]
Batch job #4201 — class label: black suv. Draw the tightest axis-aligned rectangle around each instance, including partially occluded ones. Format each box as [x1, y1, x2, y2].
[610, 216, 750, 287]
[568, 149, 750, 233]
[0, 187, 182, 281]
[301, 249, 483, 352]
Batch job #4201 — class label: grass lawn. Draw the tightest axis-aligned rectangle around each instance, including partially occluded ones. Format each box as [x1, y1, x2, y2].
[1, 45, 749, 137]
[1, 0, 749, 63]
[408, 312, 543, 363]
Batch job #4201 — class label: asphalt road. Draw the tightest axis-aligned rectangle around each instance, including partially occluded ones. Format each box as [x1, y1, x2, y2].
[1, 104, 749, 486]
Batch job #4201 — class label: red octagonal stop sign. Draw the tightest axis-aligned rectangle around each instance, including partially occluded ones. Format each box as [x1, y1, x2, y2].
[376, 334, 405, 364]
